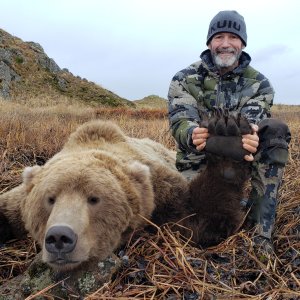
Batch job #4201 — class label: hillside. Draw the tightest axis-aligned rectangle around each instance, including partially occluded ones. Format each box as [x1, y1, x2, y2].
[133, 95, 168, 109]
[0, 28, 134, 107]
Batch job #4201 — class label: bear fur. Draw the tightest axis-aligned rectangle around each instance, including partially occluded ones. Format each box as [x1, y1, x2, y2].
[184, 109, 252, 246]
[0, 114, 251, 271]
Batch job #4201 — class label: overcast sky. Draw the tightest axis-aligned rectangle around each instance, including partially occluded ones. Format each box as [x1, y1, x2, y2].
[1, 0, 299, 104]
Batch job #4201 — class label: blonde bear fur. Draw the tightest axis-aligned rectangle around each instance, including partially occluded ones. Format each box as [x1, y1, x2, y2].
[0, 120, 188, 271]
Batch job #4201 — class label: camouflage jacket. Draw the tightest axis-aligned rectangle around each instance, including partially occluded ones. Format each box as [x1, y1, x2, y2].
[168, 49, 274, 170]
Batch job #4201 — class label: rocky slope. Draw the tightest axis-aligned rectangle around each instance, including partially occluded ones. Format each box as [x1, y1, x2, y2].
[0, 28, 134, 107]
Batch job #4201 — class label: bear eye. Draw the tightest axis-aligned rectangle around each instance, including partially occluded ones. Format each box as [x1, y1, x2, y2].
[87, 196, 100, 205]
[48, 196, 56, 205]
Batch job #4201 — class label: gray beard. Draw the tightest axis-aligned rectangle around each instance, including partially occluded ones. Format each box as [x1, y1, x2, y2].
[212, 48, 242, 69]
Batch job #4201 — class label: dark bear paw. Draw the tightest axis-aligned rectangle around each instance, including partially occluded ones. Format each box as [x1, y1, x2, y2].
[0, 212, 14, 244]
[202, 108, 252, 162]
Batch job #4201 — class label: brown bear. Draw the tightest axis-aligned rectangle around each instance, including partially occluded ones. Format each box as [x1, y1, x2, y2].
[0, 120, 188, 271]
[0, 113, 251, 271]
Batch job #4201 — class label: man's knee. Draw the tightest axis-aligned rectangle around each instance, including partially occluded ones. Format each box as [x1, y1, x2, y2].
[257, 118, 291, 166]
[179, 163, 207, 181]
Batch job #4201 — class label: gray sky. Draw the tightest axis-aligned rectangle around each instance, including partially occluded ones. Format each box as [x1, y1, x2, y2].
[1, 0, 299, 104]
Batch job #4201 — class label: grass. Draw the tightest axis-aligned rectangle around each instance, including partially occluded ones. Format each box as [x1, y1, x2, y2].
[0, 100, 299, 299]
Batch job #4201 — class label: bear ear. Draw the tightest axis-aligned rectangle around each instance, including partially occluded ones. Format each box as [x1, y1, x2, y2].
[22, 166, 41, 191]
[127, 161, 151, 184]
[126, 161, 155, 218]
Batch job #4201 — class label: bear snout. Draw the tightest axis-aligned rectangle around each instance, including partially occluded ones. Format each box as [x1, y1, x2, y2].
[45, 225, 78, 254]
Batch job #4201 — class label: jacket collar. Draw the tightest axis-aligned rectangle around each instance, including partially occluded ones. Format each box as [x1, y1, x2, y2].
[200, 49, 251, 76]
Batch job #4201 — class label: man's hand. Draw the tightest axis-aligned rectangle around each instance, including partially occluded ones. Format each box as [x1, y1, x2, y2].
[192, 127, 210, 151]
[242, 124, 259, 161]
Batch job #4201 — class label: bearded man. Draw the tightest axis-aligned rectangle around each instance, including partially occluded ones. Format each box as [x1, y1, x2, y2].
[168, 10, 291, 253]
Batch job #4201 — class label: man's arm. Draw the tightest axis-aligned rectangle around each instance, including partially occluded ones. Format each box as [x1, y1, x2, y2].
[168, 70, 202, 153]
[237, 74, 274, 160]
[239, 75, 274, 124]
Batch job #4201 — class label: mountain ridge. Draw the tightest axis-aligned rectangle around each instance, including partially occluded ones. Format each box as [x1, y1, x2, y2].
[0, 28, 134, 107]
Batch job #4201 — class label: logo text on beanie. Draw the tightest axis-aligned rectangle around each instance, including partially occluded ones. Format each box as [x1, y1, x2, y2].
[209, 20, 241, 34]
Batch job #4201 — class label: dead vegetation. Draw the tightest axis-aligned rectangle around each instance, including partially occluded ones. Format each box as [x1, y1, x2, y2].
[0, 101, 299, 299]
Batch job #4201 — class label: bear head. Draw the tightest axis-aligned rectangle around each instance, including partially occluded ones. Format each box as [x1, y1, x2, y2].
[21, 151, 154, 271]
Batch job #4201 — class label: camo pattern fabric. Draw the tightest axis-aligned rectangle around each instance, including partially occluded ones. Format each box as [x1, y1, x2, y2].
[247, 119, 291, 239]
[247, 162, 284, 239]
[168, 49, 274, 170]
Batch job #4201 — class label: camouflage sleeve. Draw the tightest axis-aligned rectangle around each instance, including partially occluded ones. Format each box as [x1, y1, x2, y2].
[239, 74, 274, 124]
[167, 70, 201, 152]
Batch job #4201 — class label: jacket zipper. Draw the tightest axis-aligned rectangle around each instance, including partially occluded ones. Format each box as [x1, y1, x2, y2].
[216, 76, 222, 107]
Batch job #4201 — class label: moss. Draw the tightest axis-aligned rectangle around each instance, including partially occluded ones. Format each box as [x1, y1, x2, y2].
[21, 268, 53, 297]
[27, 260, 49, 278]
[0, 296, 15, 300]
[15, 56, 24, 64]
[77, 272, 96, 294]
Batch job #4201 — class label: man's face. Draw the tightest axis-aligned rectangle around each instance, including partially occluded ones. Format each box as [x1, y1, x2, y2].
[208, 32, 244, 71]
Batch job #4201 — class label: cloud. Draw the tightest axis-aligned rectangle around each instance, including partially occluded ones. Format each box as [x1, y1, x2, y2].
[2, 0, 300, 104]
[252, 44, 290, 63]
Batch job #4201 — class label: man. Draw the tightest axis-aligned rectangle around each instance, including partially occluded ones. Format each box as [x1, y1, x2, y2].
[168, 10, 291, 253]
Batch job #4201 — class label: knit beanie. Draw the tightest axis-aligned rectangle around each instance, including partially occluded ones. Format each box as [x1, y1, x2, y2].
[206, 10, 247, 46]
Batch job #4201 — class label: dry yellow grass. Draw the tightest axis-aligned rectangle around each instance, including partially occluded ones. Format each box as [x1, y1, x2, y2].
[0, 100, 299, 299]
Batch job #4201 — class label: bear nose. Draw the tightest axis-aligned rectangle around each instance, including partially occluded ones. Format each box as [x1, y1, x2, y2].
[45, 226, 77, 254]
